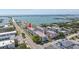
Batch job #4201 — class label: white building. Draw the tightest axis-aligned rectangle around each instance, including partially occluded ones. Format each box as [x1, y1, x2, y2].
[0, 31, 16, 48]
[0, 19, 16, 48]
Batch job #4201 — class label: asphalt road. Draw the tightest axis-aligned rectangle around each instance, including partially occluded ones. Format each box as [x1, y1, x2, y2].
[12, 18, 43, 49]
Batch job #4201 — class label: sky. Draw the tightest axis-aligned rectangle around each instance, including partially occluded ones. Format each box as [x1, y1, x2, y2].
[0, 9, 79, 15]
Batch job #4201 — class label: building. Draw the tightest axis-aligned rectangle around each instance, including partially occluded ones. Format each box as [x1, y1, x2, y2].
[35, 26, 44, 33]
[27, 26, 35, 35]
[0, 21, 16, 48]
[33, 26, 48, 41]
[27, 25, 48, 42]
[44, 39, 79, 49]
[33, 30, 48, 42]
[46, 30, 57, 39]
[51, 26, 61, 33]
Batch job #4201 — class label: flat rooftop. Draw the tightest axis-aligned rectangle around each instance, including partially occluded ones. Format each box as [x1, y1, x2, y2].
[0, 25, 15, 33]
[0, 27, 15, 33]
[0, 40, 14, 47]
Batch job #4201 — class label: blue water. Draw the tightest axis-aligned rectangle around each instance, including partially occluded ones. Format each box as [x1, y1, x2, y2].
[0, 15, 77, 25]
[12, 15, 74, 25]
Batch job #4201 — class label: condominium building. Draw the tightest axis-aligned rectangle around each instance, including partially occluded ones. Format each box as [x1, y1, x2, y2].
[0, 20, 16, 48]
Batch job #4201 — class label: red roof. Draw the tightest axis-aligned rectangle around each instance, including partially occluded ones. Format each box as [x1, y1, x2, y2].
[27, 23, 32, 28]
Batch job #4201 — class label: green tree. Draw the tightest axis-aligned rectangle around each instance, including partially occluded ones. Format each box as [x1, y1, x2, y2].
[14, 39, 18, 47]
[19, 43, 27, 49]
[41, 24, 48, 27]
[56, 32, 65, 39]
[32, 35, 41, 44]
[22, 33, 26, 38]
[15, 31, 20, 36]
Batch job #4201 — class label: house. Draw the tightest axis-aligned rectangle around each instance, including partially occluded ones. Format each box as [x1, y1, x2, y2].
[46, 30, 57, 39]
[51, 26, 61, 32]
[36, 26, 44, 33]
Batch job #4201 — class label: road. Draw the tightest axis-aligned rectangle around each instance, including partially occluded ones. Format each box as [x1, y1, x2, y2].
[12, 18, 43, 49]
[66, 32, 79, 39]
